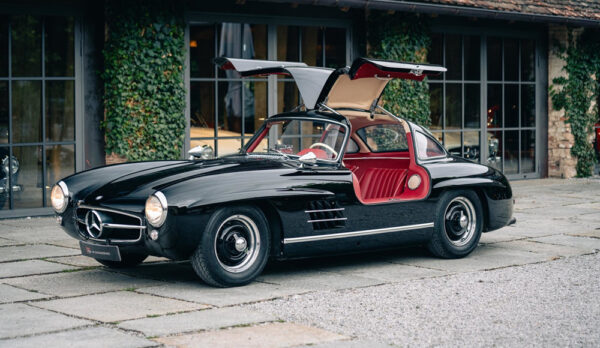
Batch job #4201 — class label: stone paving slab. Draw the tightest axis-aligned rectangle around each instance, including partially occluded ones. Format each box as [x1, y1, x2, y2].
[530, 234, 600, 252]
[45, 255, 104, 267]
[0, 226, 80, 249]
[119, 307, 277, 337]
[0, 244, 79, 262]
[392, 244, 551, 272]
[0, 238, 22, 247]
[568, 230, 600, 239]
[0, 283, 50, 303]
[479, 230, 529, 244]
[0, 260, 77, 278]
[0, 303, 91, 339]
[315, 260, 448, 283]
[112, 261, 199, 283]
[492, 240, 586, 257]
[153, 322, 346, 348]
[0, 326, 155, 348]
[3, 269, 164, 297]
[33, 291, 206, 323]
[138, 281, 306, 307]
[257, 269, 384, 291]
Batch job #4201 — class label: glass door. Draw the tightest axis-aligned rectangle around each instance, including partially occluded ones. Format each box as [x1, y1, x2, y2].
[0, 15, 77, 213]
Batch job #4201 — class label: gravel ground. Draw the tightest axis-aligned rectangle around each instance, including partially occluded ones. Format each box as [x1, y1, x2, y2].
[249, 252, 600, 347]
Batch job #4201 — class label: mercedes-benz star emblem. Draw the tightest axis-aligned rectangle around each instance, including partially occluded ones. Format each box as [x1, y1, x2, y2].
[85, 210, 103, 238]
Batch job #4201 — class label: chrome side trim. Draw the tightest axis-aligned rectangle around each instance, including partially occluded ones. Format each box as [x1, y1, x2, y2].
[344, 157, 410, 160]
[103, 223, 147, 230]
[304, 208, 345, 213]
[283, 222, 434, 244]
[307, 217, 348, 223]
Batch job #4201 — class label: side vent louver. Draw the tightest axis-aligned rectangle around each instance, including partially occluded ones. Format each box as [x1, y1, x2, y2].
[305, 200, 346, 230]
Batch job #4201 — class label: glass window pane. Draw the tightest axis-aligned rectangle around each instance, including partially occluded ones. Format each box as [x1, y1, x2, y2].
[504, 38, 519, 81]
[324, 27, 346, 68]
[445, 132, 461, 157]
[415, 132, 445, 159]
[190, 138, 214, 151]
[445, 34, 461, 80]
[487, 84, 502, 128]
[190, 25, 215, 78]
[356, 124, 408, 153]
[190, 82, 215, 140]
[278, 81, 300, 113]
[429, 83, 442, 130]
[45, 16, 74, 77]
[245, 81, 267, 136]
[45, 144, 74, 206]
[431, 132, 443, 144]
[464, 83, 480, 128]
[522, 39, 535, 81]
[217, 138, 242, 157]
[487, 130, 502, 171]
[445, 83, 462, 129]
[521, 84, 536, 127]
[504, 130, 519, 174]
[0, 16, 7, 76]
[0, 146, 8, 209]
[487, 37, 502, 81]
[12, 145, 42, 209]
[521, 130, 536, 173]
[301, 26, 321, 66]
[46, 80, 74, 142]
[218, 23, 267, 78]
[11, 15, 42, 77]
[277, 26, 299, 61]
[0, 82, 7, 144]
[428, 33, 443, 80]
[464, 35, 480, 81]
[251, 24, 267, 60]
[218, 80, 241, 137]
[463, 131, 480, 162]
[12, 81, 42, 143]
[505, 84, 519, 128]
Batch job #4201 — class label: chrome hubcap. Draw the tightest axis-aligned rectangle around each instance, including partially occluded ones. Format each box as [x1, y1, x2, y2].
[444, 196, 476, 247]
[214, 214, 260, 273]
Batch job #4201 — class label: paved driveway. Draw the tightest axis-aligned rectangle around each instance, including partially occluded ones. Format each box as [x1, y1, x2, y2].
[0, 178, 599, 347]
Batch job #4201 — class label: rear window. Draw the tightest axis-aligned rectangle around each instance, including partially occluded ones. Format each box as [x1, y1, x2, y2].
[356, 124, 408, 153]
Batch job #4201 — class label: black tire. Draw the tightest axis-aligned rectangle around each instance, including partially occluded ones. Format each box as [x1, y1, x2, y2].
[427, 190, 483, 258]
[191, 205, 270, 287]
[95, 253, 148, 268]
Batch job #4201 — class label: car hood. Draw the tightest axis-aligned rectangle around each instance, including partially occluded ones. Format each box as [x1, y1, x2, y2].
[80, 156, 297, 212]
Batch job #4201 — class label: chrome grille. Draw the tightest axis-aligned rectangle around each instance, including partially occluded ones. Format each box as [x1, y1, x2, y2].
[74, 205, 145, 243]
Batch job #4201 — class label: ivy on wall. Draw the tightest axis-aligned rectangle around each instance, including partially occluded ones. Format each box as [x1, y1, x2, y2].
[367, 12, 432, 127]
[102, 0, 186, 161]
[550, 29, 600, 177]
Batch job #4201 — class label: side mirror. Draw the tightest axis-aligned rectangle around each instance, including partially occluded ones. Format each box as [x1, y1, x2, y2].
[298, 151, 317, 166]
[189, 145, 214, 160]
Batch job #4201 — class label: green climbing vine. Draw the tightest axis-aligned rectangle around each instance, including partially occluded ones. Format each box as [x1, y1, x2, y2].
[102, 0, 186, 161]
[550, 29, 600, 177]
[367, 12, 432, 127]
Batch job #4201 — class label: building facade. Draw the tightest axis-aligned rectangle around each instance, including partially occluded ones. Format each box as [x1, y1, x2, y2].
[0, 0, 598, 217]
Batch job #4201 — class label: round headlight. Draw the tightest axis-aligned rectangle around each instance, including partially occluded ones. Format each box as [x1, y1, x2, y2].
[407, 174, 422, 191]
[145, 191, 167, 228]
[50, 181, 69, 213]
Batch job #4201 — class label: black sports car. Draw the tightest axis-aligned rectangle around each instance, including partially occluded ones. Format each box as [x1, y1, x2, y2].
[51, 58, 515, 287]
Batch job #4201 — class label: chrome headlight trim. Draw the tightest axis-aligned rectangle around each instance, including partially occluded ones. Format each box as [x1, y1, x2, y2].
[145, 191, 168, 228]
[50, 181, 70, 213]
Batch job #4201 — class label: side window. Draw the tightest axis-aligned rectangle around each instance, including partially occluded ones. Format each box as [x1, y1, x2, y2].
[345, 138, 359, 154]
[415, 131, 446, 159]
[356, 124, 408, 152]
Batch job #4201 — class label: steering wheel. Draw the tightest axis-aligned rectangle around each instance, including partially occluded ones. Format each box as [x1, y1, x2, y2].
[309, 142, 338, 157]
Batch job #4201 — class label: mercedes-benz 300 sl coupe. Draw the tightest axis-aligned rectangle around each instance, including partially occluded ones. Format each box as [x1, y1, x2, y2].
[51, 58, 515, 287]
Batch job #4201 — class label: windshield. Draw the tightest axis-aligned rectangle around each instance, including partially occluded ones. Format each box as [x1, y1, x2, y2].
[246, 119, 346, 162]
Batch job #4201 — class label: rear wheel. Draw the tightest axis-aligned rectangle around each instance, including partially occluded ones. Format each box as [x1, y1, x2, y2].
[191, 205, 270, 287]
[427, 190, 483, 258]
[95, 253, 148, 268]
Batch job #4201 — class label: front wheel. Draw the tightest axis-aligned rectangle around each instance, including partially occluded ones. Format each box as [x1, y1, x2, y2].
[95, 253, 148, 268]
[427, 190, 483, 258]
[191, 205, 270, 287]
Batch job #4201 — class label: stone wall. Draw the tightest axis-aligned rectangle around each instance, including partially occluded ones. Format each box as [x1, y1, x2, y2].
[547, 25, 577, 178]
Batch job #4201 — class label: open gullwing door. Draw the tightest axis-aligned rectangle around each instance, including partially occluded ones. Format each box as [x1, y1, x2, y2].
[215, 57, 446, 112]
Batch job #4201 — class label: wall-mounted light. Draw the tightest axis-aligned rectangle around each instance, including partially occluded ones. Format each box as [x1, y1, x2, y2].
[190, 40, 198, 48]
